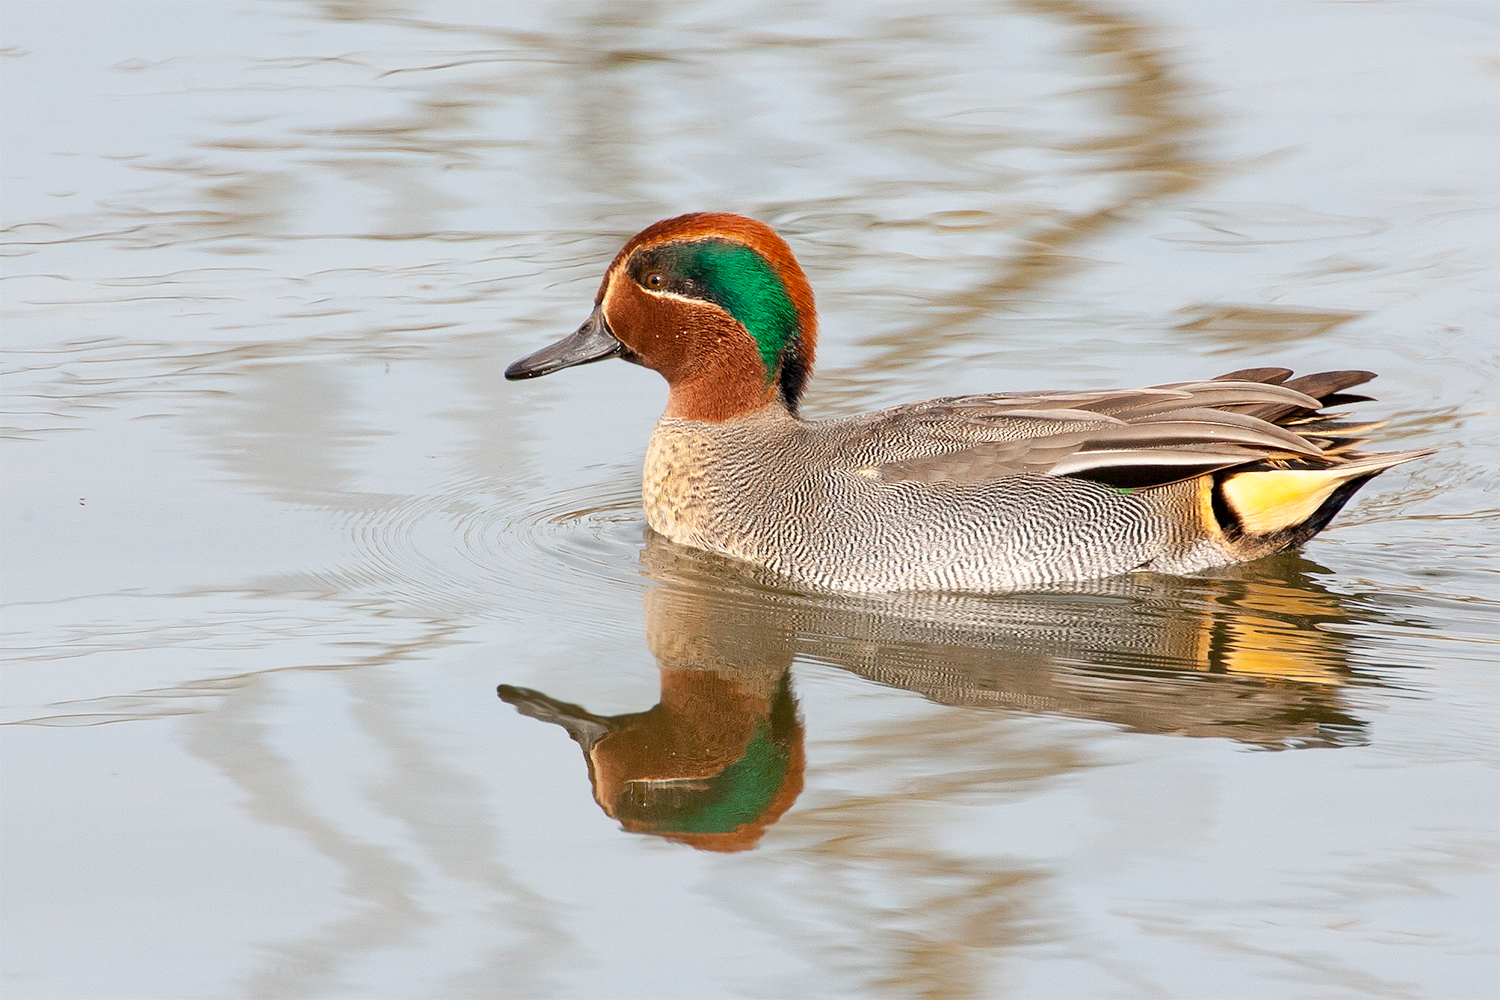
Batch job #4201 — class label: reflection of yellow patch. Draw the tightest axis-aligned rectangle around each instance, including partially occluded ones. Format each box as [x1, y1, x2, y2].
[1221, 617, 1341, 684]
[1221, 469, 1345, 534]
[1220, 580, 1344, 683]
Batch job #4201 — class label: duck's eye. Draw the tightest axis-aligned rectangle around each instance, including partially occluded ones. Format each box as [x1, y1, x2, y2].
[646, 273, 664, 288]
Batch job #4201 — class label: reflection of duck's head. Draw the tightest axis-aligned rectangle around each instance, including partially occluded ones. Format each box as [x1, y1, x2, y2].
[499, 576, 806, 851]
[499, 669, 803, 852]
[600, 669, 803, 852]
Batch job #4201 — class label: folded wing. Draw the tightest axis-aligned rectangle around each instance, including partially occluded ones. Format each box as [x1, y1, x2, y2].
[860, 369, 1423, 490]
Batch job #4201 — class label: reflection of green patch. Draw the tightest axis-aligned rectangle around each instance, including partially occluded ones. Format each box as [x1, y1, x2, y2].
[615, 722, 789, 835]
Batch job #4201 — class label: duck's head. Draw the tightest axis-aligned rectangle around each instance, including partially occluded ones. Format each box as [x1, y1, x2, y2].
[505, 213, 817, 420]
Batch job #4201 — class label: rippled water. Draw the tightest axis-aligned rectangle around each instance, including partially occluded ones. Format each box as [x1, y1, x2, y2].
[3, 2, 1497, 997]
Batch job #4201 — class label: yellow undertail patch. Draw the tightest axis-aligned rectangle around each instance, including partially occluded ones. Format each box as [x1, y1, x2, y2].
[1220, 469, 1350, 534]
[1219, 449, 1434, 535]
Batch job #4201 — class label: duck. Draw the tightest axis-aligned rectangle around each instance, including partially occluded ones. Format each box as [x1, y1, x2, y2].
[505, 213, 1431, 593]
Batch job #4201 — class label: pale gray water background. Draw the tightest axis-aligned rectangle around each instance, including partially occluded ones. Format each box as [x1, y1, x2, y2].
[2, 2, 1498, 998]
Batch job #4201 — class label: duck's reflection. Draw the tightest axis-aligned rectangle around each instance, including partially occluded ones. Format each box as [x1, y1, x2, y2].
[501, 532, 1381, 850]
[499, 611, 803, 853]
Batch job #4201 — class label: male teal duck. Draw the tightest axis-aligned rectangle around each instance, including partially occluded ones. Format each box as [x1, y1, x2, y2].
[506, 213, 1430, 592]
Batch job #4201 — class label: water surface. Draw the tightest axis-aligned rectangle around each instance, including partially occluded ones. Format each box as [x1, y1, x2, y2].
[3, 2, 1497, 997]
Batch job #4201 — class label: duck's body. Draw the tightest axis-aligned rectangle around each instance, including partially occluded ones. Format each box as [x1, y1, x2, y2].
[643, 406, 1210, 591]
[508, 213, 1428, 593]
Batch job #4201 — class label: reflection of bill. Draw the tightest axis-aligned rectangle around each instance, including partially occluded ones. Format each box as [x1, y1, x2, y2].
[500, 532, 1385, 850]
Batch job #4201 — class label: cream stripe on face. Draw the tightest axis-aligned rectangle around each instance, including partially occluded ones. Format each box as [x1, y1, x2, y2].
[604, 265, 731, 315]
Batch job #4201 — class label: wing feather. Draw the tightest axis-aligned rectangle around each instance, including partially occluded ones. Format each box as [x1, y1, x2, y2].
[854, 369, 1397, 490]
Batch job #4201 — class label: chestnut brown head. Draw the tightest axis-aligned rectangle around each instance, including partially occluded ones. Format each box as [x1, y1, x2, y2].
[506, 213, 818, 421]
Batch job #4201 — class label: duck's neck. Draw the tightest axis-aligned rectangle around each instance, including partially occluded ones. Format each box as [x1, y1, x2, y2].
[664, 378, 788, 423]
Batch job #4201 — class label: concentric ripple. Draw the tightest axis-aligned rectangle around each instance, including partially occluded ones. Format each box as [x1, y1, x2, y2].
[298, 465, 652, 634]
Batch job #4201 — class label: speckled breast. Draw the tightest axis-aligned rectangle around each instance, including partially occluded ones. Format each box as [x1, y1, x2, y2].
[642, 419, 721, 549]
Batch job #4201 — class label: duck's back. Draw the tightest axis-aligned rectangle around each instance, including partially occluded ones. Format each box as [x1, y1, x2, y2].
[642, 370, 1428, 593]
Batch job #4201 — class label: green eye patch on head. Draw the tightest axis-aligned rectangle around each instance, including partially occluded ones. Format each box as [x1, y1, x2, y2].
[628, 239, 801, 379]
